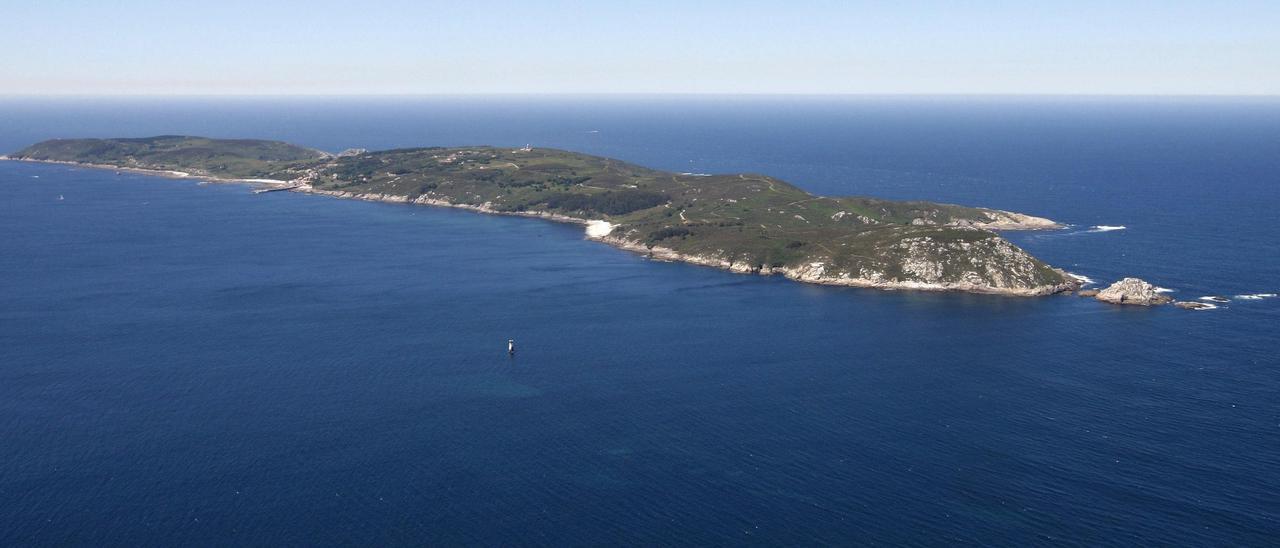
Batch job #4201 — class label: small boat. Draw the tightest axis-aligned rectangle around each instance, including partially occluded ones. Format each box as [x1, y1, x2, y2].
[57, 194, 64, 201]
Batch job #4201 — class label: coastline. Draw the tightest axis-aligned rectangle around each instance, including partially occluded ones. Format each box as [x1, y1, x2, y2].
[5, 157, 1075, 297]
[0, 157, 292, 186]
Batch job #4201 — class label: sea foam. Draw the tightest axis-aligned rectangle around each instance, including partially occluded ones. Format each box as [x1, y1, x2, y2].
[1066, 272, 1096, 285]
[1235, 293, 1277, 300]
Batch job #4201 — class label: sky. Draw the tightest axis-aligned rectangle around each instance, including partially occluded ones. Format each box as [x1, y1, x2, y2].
[1, 0, 1277, 96]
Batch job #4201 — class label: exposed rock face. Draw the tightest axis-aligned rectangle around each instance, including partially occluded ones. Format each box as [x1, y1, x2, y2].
[950, 209, 1063, 230]
[1096, 278, 1173, 306]
[1077, 289, 1100, 297]
[598, 228, 1078, 296]
[877, 233, 1069, 293]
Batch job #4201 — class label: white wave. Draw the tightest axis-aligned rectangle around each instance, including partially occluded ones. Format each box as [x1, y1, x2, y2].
[1187, 303, 1219, 310]
[1089, 225, 1127, 232]
[1235, 293, 1277, 300]
[1066, 272, 1096, 285]
[680, 172, 712, 177]
[1154, 287, 1175, 293]
[1198, 296, 1231, 303]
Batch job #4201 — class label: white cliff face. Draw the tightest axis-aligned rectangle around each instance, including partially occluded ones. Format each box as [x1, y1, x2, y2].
[1096, 278, 1173, 306]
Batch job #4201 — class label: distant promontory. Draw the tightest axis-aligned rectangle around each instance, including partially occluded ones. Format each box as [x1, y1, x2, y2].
[8, 136, 1079, 296]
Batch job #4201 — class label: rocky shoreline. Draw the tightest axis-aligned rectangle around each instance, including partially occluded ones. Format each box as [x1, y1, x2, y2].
[597, 234, 1077, 296]
[0, 157, 289, 184]
[299, 185, 1076, 296]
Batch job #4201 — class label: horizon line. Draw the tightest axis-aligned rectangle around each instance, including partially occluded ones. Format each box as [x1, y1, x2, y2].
[1, 92, 1278, 100]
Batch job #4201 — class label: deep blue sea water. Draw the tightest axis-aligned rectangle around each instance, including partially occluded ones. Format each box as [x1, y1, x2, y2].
[1, 97, 1277, 545]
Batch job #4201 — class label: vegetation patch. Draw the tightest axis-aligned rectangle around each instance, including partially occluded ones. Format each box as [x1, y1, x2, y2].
[540, 189, 668, 216]
[648, 226, 692, 242]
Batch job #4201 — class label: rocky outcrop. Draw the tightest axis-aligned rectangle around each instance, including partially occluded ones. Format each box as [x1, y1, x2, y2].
[870, 233, 1074, 294]
[1095, 278, 1173, 306]
[1174, 301, 1217, 310]
[951, 209, 1063, 230]
[597, 231, 1078, 297]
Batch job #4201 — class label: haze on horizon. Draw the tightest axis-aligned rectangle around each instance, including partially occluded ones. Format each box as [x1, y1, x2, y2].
[2, 0, 1277, 96]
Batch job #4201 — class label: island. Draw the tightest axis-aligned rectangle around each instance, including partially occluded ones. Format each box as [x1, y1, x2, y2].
[7, 136, 1081, 296]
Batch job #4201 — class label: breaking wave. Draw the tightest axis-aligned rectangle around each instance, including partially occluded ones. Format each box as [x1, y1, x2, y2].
[1066, 272, 1096, 285]
[1235, 293, 1277, 300]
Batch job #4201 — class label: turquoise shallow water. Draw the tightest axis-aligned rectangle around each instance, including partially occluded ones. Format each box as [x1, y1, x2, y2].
[1, 98, 1277, 544]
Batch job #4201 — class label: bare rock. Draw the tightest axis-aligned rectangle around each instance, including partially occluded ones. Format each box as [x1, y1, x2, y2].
[969, 209, 1063, 230]
[1096, 278, 1173, 306]
[1174, 301, 1217, 310]
[1077, 289, 1100, 297]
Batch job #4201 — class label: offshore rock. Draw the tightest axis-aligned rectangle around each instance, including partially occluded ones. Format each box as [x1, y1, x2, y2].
[1096, 278, 1173, 306]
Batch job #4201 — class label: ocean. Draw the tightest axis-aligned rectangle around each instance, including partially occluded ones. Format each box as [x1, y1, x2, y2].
[1, 96, 1277, 545]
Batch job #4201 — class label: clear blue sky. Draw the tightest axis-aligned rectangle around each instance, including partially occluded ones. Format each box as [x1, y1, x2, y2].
[2, 0, 1277, 95]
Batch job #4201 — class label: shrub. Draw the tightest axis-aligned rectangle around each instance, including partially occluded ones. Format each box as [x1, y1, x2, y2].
[648, 227, 692, 242]
[541, 190, 668, 216]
